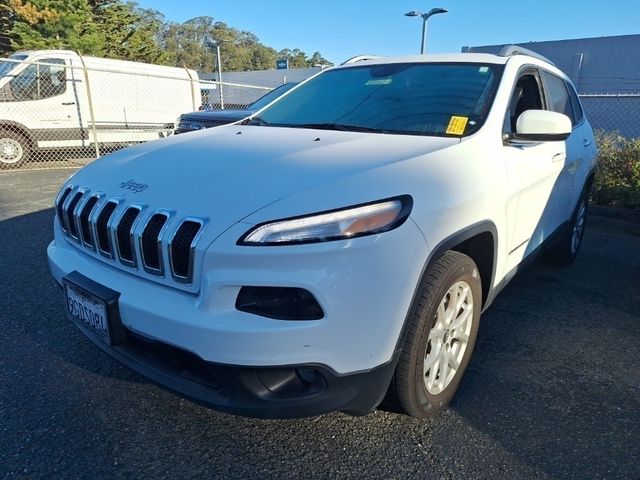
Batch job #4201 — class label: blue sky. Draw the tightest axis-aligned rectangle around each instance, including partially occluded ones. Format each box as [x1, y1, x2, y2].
[137, 0, 640, 64]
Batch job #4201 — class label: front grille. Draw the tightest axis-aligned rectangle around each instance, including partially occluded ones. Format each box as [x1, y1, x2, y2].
[96, 201, 118, 255]
[65, 191, 84, 239]
[202, 120, 229, 128]
[116, 207, 141, 265]
[79, 196, 99, 247]
[55, 186, 207, 287]
[56, 187, 73, 233]
[170, 220, 203, 281]
[141, 213, 168, 273]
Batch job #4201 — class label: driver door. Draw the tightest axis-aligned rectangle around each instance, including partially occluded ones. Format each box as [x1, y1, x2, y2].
[502, 68, 567, 271]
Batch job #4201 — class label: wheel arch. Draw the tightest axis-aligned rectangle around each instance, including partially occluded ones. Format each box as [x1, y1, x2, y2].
[425, 222, 497, 310]
[393, 220, 498, 353]
[585, 168, 596, 192]
[0, 121, 37, 149]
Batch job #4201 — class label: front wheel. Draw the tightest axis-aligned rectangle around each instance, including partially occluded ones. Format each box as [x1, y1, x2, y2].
[0, 130, 30, 169]
[387, 250, 482, 418]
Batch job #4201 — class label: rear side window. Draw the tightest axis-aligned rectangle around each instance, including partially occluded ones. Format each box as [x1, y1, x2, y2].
[542, 71, 574, 125]
[565, 81, 584, 124]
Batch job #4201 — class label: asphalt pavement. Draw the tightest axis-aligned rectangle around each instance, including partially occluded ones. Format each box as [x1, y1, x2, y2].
[1, 169, 639, 480]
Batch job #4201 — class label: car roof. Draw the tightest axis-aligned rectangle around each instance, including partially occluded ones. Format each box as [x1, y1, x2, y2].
[335, 51, 561, 71]
[337, 53, 510, 68]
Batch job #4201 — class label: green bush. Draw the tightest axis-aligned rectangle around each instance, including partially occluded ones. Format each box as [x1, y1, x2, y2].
[591, 131, 640, 210]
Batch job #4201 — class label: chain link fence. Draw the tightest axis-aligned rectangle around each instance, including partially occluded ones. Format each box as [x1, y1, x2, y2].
[0, 54, 270, 171]
[2, 53, 639, 173]
[579, 94, 640, 140]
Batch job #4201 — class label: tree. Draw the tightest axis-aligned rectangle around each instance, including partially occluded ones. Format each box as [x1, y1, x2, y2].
[7, 0, 103, 54]
[277, 48, 333, 69]
[162, 16, 217, 71]
[94, 1, 167, 64]
[309, 51, 332, 67]
[0, 0, 16, 54]
[1, 1, 333, 72]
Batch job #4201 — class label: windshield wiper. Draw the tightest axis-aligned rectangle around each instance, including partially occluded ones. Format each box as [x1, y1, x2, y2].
[289, 123, 388, 133]
[243, 116, 272, 126]
[243, 119, 387, 134]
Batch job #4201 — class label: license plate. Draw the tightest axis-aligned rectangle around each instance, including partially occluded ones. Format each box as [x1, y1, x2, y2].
[64, 282, 112, 343]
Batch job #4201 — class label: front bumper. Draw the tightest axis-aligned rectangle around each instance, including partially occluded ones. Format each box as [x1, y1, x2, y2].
[48, 217, 429, 416]
[69, 309, 396, 418]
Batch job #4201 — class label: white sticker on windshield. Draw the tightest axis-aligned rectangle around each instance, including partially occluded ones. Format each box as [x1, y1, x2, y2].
[479, 66, 489, 73]
[366, 79, 392, 85]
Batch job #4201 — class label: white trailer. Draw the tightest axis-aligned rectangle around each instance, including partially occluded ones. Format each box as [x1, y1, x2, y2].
[0, 50, 201, 167]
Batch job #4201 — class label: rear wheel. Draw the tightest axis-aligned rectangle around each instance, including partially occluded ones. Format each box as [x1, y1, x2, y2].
[548, 187, 590, 265]
[0, 130, 30, 169]
[387, 251, 482, 418]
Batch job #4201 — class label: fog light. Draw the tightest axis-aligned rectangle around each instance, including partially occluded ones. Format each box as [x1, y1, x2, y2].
[236, 286, 324, 320]
[296, 367, 318, 385]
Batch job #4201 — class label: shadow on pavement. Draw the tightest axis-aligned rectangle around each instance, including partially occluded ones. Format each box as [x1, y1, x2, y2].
[1, 208, 145, 384]
[451, 224, 640, 479]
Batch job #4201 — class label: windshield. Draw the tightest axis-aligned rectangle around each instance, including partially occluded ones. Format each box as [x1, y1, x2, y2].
[0, 54, 28, 78]
[252, 63, 503, 137]
[249, 83, 297, 110]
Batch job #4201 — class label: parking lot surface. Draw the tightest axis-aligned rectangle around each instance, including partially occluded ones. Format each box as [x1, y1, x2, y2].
[1, 169, 639, 480]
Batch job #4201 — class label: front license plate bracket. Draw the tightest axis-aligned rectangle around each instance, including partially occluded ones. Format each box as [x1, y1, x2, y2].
[62, 271, 127, 346]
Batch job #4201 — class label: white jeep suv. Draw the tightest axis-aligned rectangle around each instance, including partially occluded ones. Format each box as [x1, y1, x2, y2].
[48, 47, 597, 418]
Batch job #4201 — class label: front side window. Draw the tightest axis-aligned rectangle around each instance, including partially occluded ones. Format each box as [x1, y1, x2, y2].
[504, 71, 544, 135]
[3, 58, 66, 101]
[252, 63, 503, 137]
[0, 54, 28, 78]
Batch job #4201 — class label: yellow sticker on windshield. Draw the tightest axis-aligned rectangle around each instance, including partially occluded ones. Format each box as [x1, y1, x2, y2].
[446, 116, 469, 135]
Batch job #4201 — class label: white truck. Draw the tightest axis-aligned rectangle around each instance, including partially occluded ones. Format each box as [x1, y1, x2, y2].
[0, 50, 200, 167]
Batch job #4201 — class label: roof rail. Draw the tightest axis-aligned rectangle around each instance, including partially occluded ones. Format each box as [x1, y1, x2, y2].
[341, 55, 384, 65]
[498, 45, 555, 66]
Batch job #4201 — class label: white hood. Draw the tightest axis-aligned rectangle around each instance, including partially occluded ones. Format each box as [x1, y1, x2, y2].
[69, 125, 458, 237]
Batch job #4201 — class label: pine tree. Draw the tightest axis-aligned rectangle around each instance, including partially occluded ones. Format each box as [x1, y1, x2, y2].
[7, 0, 103, 54]
[94, 0, 167, 64]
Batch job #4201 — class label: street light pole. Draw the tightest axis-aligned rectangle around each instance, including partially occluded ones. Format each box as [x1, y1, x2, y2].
[420, 16, 427, 54]
[405, 8, 448, 54]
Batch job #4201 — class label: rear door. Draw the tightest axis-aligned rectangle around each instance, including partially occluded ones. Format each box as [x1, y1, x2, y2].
[540, 71, 585, 226]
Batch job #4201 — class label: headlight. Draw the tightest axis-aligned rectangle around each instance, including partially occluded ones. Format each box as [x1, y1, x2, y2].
[238, 195, 412, 246]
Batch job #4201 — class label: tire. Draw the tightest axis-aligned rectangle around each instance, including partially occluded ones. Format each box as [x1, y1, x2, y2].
[387, 250, 482, 418]
[0, 129, 30, 169]
[548, 186, 590, 266]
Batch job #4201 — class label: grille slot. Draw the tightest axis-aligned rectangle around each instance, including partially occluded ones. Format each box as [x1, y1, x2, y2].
[56, 187, 73, 232]
[79, 196, 99, 247]
[96, 201, 118, 255]
[141, 213, 168, 273]
[65, 191, 84, 239]
[116, 207, 141, 265]
[170, 220, 203, 281]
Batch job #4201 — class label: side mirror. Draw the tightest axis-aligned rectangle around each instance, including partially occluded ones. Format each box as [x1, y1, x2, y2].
[512, 110, 571, 142]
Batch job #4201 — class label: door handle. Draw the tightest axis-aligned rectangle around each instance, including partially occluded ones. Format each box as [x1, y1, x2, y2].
[583, 139, 592, 147]
[62, 102, 75, 105]
[552, 152, 566, 163]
